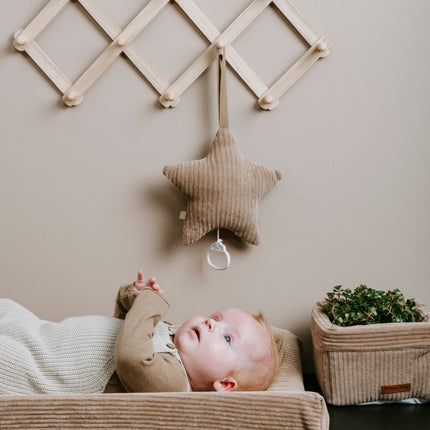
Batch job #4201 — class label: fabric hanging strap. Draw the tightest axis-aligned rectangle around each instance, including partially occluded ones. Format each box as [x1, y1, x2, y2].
[218, 47, 229, 129]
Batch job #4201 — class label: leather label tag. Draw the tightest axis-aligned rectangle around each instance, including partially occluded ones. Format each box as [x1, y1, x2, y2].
[381, 383, 411, 394]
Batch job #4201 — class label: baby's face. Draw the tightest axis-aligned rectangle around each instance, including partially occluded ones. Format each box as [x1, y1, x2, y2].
[174, 308, 268, 391]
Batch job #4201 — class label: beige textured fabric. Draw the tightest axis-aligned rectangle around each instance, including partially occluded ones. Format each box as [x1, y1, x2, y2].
[0, 328, 329, 430]
[163, 128, 281, 245]
[0, 298, 122, 395]
[311, 303, 430, 405]
[163, 50, 281, 246]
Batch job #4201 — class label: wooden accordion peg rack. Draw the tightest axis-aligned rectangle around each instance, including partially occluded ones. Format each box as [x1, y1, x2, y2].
[13, 0, 331, 110]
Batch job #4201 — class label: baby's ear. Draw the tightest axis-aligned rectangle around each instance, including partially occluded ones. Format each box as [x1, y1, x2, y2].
[213, 377, 238, 392]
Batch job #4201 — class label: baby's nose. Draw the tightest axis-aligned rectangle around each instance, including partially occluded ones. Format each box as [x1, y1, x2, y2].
[205, 318, 217, 331]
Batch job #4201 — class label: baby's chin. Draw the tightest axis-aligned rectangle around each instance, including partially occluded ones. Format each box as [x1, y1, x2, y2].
[174, 326, 195, 350]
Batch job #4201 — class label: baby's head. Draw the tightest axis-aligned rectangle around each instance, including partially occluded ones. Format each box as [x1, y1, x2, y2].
[174, 308, 279, 392]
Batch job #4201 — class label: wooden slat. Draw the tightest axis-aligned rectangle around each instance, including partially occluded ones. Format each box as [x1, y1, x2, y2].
[25, 40, 73, 94]
[160, 0, 272, 107]
[258, 37, 330, 110]
[78, 0, 169, 93]
[13, 0, 69, 50]
[63, 0, 169, 105]
[174, 0, 268, 98]
[273, 0, 319, 45]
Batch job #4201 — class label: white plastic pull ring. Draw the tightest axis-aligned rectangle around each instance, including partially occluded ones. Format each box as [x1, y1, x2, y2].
[206, 238, 231, 270]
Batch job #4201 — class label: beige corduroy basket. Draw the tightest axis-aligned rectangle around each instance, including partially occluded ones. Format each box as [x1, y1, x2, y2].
[311, 303, 430, 405]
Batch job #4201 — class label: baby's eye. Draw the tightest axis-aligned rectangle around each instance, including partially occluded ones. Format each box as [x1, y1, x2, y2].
[224, 334, 232, 343]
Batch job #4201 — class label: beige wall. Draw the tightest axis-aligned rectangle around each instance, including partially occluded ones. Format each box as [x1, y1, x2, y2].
[1, 0, 429, 372]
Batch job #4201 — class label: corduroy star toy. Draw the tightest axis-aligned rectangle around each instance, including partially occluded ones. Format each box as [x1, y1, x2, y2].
[163, 47, 281, 266]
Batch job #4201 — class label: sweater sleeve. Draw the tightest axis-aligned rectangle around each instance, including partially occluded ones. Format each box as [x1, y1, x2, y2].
[113, 284, 135, 319]
[114, 289, 188, 392]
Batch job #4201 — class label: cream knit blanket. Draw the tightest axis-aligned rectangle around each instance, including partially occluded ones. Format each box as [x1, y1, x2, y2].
[0, 298, 123, 395]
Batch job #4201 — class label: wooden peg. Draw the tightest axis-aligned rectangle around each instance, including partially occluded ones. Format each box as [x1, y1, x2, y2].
[159, 91, 180, 108]
[316, 41, 328, 52]
[116, 37, 127, 47]
[15, 35, 27, 48]
[66, 91, 78, 102]
[216, 40, 224, 50]
[258, 94, 279, 110]
[163, 91, 175, 102]
[62, 90, 83, 106]
[316, 38, 331, 57]
[13, 30, 28, 51]
[263, 95, 273, 105]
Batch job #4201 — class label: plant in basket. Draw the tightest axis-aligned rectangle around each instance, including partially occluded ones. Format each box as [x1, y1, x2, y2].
[320, 284, 425, 327]
[311, 284, 430, 405]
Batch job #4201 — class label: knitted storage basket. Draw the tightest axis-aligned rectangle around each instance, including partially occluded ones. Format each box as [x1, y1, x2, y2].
[311, 303, 430, 405]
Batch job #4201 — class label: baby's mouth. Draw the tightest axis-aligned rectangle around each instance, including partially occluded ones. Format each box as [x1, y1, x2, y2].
[193, 328, 200, 341]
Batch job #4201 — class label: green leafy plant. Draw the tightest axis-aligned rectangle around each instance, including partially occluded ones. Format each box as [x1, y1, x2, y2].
[320, 285, 425, 327]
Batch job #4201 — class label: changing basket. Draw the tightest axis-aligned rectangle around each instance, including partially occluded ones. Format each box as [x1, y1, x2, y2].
[0, 327, 329, 430]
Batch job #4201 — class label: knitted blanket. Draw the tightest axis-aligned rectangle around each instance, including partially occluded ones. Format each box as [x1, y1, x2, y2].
[0, 298, 123, 395]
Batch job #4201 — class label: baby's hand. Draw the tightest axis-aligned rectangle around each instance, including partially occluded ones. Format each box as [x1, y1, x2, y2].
[132, 270, 164, 298]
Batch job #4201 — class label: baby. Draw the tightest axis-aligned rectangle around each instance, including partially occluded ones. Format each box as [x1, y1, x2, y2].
[0, 271, 279, 395]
